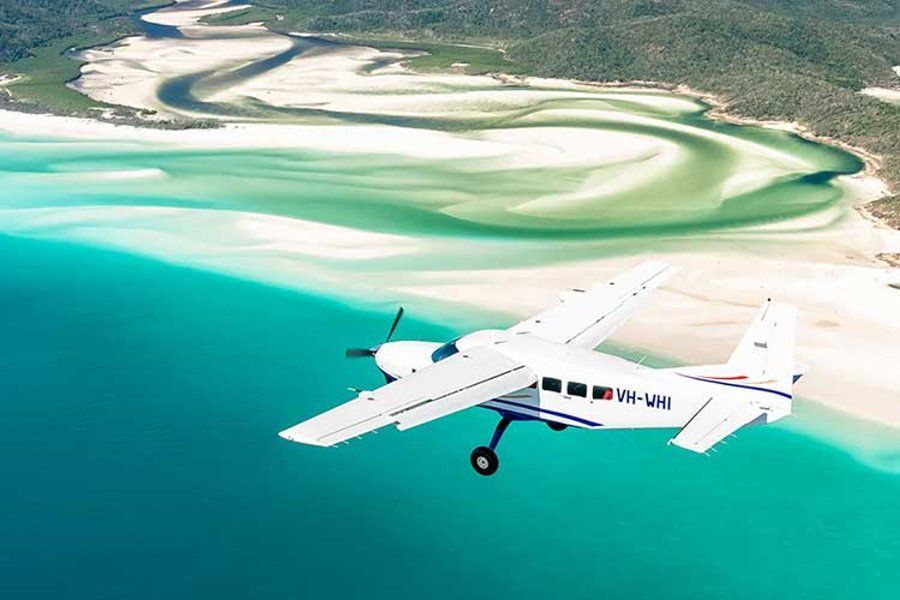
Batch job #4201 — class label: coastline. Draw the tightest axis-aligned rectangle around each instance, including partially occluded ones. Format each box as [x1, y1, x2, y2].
[671, 84, 898, 241]
[673, 84, 885, 182]
[692, 87, 900, 268]
[580, 79, 896, 226]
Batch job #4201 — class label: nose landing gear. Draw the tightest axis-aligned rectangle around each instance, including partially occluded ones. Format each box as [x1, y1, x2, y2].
[470, 416, 512, 476]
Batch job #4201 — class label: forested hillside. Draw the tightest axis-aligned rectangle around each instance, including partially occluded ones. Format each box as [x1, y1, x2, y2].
[0, 0, 151, 63]
[0, 0, 166, 112]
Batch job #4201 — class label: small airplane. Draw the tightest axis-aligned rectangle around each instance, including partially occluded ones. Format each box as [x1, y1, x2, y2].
[279, 261, 804, 475]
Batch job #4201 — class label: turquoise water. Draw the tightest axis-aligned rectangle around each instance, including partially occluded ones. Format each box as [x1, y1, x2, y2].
[1, 233, 898, 599]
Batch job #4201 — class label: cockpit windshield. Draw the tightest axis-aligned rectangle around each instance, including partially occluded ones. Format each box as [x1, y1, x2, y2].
[431, 338, 460, 363]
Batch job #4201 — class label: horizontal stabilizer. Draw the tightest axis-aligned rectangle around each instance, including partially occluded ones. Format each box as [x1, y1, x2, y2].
[669, 396, 768, 454]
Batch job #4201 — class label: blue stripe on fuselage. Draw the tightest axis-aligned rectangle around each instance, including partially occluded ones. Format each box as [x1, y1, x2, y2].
[488, 398, 603, 427]
[677, 373, 793, 399]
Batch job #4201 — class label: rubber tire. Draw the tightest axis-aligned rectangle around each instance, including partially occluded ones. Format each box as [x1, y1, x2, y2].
[547, 421, 568, 432]
[470, 446, 499, 476]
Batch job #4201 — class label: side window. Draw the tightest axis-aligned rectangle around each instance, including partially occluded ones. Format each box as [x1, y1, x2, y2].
[567, 381, 587, 397]
[593, 385, 614, 400]
[542, 377, 562, 393]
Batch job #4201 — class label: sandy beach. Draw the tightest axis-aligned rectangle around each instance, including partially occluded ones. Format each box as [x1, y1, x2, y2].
[861, 87, 900, 105]
[70, 1, 289, 119]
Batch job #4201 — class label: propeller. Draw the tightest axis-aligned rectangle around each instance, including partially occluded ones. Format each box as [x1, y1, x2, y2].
[385, 306, 404, 344]
[345, 347, 375, 358]
[345, 307, 405, 359]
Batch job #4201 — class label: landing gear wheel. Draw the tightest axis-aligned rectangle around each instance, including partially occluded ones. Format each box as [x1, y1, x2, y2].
[547, 421, 568, 432]
[470, 446, 499, 476]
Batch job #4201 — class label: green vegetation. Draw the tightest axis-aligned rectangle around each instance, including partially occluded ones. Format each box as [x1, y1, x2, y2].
[0, 0, 148, 63]
[199, 5, 276, 26]
[198, 5, 523, 75]
[0, 0, 169, 114]
[3, 32, 127, 113]
[348, 38, 525, 75]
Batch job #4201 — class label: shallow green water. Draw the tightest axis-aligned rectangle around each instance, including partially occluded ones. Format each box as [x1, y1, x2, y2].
[0, 108, 861, 241]
[0, 111, 862, 287]
[1, 234, 898, 599]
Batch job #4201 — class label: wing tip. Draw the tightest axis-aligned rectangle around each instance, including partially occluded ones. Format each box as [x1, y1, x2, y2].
[278, 426, 331, 447]
[634, 259, 679, 285]
[668, 436, 699, 453]
[655, 260, 679, 278]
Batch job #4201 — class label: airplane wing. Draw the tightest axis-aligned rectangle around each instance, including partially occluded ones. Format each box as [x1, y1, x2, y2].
[279, 346, 536, 447]
[668, 396, 768, 454]
[508, 260, 676, 349]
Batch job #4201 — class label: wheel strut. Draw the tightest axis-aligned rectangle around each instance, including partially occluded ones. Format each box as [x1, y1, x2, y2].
[471, 416, 513, 476]
[488, 416, 513, 450]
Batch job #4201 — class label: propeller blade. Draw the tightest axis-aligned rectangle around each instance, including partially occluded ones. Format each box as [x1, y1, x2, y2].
[345, 347, 375, 358]
[385, 307, 405, 343]
[346, 307, 403, 359]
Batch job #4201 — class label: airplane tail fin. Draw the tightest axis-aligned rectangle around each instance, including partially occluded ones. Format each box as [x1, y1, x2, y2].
[726, 300, 798, 399]
[672, 301, 803, 398]
[668, 301, 800, 453]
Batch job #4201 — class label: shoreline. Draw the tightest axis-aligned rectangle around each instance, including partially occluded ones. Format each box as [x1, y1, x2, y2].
[578, 78, 895, 227]
[671, 83, 898, 250]
[673, 84, 885, 182]
[6, 225, 900, 474]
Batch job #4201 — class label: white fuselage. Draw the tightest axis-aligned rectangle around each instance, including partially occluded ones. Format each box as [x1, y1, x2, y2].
[374, 329, 790, 431]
